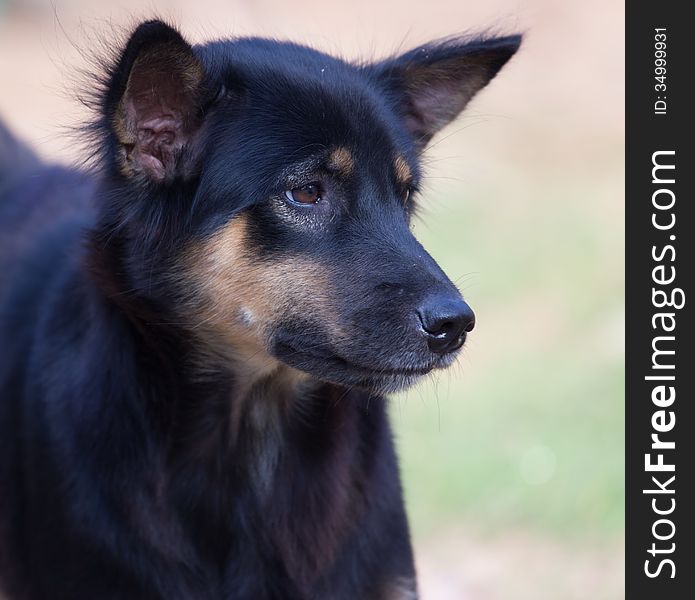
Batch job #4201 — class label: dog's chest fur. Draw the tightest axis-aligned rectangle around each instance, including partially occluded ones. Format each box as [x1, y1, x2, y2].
[146, 366, 371, 597]
[232, 367, 306, 499]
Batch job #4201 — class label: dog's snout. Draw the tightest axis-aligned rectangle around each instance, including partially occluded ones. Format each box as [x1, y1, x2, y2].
[417, 296, 475, 355]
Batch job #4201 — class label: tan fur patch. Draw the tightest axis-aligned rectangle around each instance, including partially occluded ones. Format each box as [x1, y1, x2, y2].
[180, 213, 338, 380]
[394, 154, 412, 185]
[327, 146, 355, 176]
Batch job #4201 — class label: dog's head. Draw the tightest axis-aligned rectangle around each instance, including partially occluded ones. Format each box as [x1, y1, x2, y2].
[94, 20, 520, 393]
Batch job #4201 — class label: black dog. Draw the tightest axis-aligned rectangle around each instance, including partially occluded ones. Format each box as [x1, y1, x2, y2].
[0, 21, 519, 599]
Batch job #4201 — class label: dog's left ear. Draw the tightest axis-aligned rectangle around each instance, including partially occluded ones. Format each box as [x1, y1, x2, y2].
[372, 35, 521, 148]
[104, 20, 208, 182]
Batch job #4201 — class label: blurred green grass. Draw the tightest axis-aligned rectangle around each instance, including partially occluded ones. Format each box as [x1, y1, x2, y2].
[391, 157, 624, 541]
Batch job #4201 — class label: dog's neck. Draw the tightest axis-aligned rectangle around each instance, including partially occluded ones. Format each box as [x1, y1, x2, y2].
[167, 333, 321, 467]
[228, 364, 315, 498]
[82, 275, 385, 592]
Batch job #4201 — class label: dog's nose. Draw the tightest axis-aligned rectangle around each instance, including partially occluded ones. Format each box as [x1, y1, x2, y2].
[417, 296, 475, 355]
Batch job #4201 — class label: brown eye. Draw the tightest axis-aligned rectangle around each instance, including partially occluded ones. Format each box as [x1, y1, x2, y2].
[285, 183, 321, 205]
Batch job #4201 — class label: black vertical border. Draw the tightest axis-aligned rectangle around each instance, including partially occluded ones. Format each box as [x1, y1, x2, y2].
[626, 3, 694, 599]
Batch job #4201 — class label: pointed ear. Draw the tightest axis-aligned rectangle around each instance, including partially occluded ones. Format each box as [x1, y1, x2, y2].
[372, 35, 521, 148]
[104, 20, 207, 182]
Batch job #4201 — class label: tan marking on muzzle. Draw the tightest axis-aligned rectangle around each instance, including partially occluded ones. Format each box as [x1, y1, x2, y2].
[181, 213, 338, 375]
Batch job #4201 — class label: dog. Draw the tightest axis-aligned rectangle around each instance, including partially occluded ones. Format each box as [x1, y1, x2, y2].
[0, 20, 520, 599]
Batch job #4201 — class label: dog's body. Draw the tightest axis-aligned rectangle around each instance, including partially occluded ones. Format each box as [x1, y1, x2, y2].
[0, 22, 519, 599]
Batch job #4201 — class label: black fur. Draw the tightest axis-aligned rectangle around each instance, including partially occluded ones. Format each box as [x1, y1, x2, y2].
[0, 21, 520, 599]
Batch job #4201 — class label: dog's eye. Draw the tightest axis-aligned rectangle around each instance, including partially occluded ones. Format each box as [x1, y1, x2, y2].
[285, 183, 321, 205]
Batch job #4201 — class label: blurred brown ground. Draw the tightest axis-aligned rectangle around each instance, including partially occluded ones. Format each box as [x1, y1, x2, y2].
[0, 1, 624, 598]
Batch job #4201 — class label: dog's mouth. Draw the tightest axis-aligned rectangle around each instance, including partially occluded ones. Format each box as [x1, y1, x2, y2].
[270, 334, 454, 393]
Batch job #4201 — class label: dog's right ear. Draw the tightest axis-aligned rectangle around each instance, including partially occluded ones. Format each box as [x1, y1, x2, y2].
[103, 20, 207, 182]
